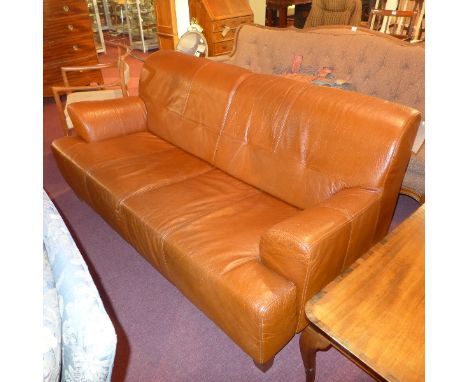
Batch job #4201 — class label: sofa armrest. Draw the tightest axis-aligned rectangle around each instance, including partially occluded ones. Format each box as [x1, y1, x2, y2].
[259, 187, 382, 331]
[67, 96, 147, 142]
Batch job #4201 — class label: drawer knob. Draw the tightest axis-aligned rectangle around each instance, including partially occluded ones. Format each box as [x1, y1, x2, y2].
[63, 5, 70, 12]
[68, 24, 74, 31]
[221, 25, 231, 38]
[72, 45, 79, 51]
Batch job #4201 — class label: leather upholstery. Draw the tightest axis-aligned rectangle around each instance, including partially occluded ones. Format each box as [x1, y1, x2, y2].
[260, 187, 382, 330]
[52, 50, 420, 363]
[217, 24, 425, 200]
[68, 96, 147, 142]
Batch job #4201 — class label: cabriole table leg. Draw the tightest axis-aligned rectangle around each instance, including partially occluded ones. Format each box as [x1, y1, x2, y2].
[299, 326, 330, 382]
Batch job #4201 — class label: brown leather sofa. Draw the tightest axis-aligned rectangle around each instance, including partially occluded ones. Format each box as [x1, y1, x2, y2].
[213, 24, 425, 202]
[52, 50, 420, 366]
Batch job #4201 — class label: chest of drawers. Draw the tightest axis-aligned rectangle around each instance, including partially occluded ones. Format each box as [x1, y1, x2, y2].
[188, 0, 253, 57]
[43, 0, 103, 96]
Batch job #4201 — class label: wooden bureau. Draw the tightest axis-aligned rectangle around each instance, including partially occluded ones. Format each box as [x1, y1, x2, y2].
[188, 0, 253, 57]
[43, 0, 103, 97]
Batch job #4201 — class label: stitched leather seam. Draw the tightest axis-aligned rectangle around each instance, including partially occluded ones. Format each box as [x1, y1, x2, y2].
[259, 315, 264, 361]
[298, 251, 314, 327]
[273, 82, 309, 153]
[255, 284, 296, 362]
[212, 72, 254, 163]
[117, 166, 214, 208]
[378, 113, 417, 234]
[159, 187, 261, 274]
[123, 167, 218, 274]
[86, 147, 176, 175]
[181, 60, 212, 116]
[265, 190, 381, 324]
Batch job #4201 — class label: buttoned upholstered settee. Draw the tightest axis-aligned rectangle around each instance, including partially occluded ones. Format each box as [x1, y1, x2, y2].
[212, 24, 425, 202]
[51, 51, 420, 366]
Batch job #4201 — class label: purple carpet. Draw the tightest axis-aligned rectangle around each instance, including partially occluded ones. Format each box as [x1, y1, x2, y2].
[43, 47, 420, 381]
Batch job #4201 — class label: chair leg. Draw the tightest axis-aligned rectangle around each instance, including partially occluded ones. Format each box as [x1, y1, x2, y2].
[300, 326, 331, 382]
[52, 90, 71, 136]
[278, 7, 288, 28]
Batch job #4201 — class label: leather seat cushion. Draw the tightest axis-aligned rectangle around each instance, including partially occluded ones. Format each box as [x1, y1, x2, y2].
[52, 132, 175, 202]
[121, 169, 299, 361]
[85, 148, 212, 232]
[52, 132, 213, 232]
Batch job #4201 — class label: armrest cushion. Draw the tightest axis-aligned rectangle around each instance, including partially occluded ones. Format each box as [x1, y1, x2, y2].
[259, 187, 382, 330]
[67, 96, 147, 142]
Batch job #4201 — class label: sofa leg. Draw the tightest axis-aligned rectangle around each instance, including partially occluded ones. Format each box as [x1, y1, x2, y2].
[300, 326, 331, 382]
[253, 357, 274, 372]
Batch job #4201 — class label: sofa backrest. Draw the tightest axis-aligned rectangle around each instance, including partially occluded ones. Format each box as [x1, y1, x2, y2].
[139, 50, 252, 164]
[225, 24, 424, 119]
[139, 51, 420, 233]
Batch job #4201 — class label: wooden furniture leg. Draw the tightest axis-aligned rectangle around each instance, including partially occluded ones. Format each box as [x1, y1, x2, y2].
[278, 6, 288, 28]
[266, 7, 275, 26]
[253, 357, 274, 372]
[300, 326, 331, 382]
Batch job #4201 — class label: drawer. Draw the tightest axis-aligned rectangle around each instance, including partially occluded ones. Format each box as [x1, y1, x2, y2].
[44, 0, 89, 19]
[211, 30, 236, 43]
[43, 66, 102, 85]
[44, 52, 100, 72]
[44, 15, 93, 41]
[43, 70, 103, 96]
[43, 55, 103, 96]
[44, 34, 97, 62]
[212, 40, 234, 56]
[211, 16, 252, 32]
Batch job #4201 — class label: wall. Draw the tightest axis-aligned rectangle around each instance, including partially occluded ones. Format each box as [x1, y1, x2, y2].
[248, 0, 265, 25]
[175, 0, 190, 37]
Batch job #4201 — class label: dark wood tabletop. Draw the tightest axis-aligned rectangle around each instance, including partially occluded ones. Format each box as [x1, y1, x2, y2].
[305, 205, 425, 381]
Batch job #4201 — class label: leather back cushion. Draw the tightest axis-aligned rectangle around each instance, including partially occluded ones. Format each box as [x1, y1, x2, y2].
[139, 50, 252, 164]
[140, 51, 420, 210]
[214, 74, 419, 209]
[229, 25, 424, 119]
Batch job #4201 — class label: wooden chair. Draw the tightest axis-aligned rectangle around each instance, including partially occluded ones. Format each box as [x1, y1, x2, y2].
[303, 0, 362, 29]
[266, 0, 290, 28]
[368, 9, 418, 40]
[52, 42, 131, 136]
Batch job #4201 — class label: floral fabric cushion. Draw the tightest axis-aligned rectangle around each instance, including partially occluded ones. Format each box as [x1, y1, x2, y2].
[43, 191, 117, 382]
[277, 54, 353, 90]
[280, 68, 353, 90]
[43, 245, 61, 382]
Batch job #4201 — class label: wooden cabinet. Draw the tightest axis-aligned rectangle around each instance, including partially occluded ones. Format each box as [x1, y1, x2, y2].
[43, 0, 103, 97]
[188, 0, 253, 56]
[155, 0, 179, 50]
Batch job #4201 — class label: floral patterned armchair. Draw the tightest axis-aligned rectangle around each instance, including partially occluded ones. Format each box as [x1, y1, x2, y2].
[43, 191, 117, 382]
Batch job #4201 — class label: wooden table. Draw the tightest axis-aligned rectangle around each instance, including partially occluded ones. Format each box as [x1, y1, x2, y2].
[300, 206, 425, 381]
[266, 0, 311, 28]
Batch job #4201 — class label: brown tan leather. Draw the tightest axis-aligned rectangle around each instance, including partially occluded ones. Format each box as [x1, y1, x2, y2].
[260, 187, 381, 330]
[68, 96, 147, 142]
[218, 24, 425, 200]
[121, 169, 299, 362]
[52, 50, 421, 363]
[140, 51, 253, 164]
[52, 132, 175, 204]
